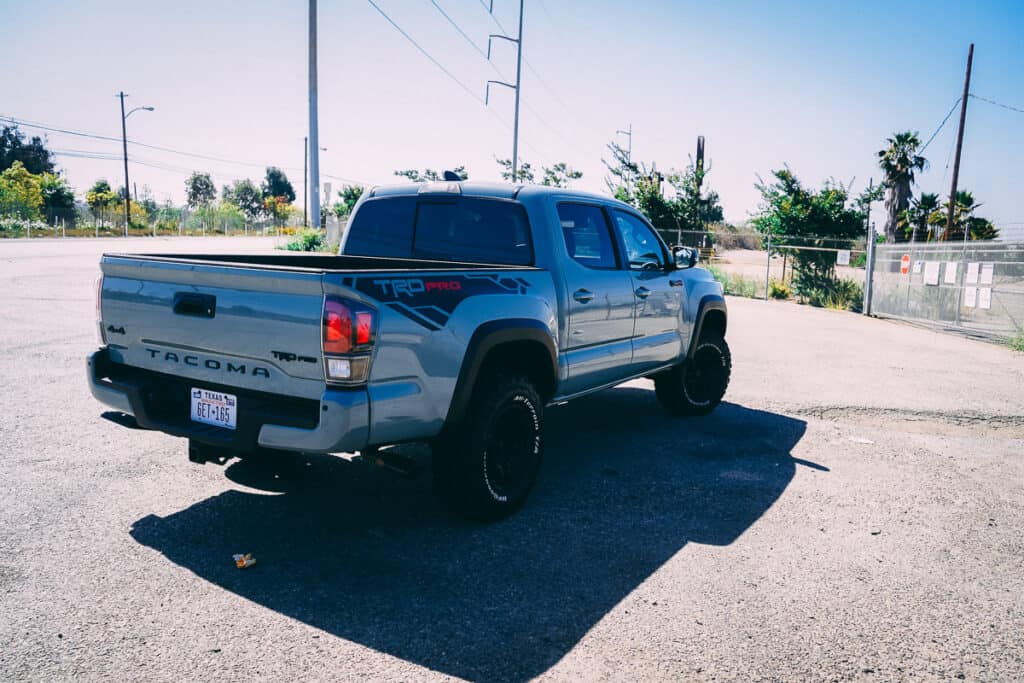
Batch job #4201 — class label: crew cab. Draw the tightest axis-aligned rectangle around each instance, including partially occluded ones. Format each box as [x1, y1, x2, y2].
[89, 181, 729, 519]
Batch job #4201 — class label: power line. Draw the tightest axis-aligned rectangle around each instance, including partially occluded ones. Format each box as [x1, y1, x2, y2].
[969, 93, 1024, 115]
[2, 116, 122, 144]
[428, 0, 489, 60]
[17, 117, 372, 186]
[919, 97, 961, 154]
[366, 0, 485, 104]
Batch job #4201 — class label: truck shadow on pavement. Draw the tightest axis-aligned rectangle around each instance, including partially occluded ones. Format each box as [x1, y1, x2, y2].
[130, 386, 814, 682]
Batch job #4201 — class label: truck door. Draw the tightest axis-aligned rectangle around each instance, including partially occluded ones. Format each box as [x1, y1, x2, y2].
[610, 209, 684, 372]
[557, 202, 636, 395]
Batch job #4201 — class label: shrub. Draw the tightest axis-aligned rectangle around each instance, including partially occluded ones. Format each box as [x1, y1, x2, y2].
[1009, 329, 1024, 353]
[768, 278, 792, 299]
[283, 229, 326, 252]
[800, 277, 863, 312]
[708, 266, 760, 298]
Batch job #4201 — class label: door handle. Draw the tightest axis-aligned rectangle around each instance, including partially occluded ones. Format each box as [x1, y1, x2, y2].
[573, 288, 594, 304]
[635, 286, 651, 299]
[669, 279, 683, 287]
[173, 292, 216, 318]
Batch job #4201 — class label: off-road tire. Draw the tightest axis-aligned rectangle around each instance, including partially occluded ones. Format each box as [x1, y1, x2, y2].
[655, 335, 731, 416]
[433, 375, 544, 521]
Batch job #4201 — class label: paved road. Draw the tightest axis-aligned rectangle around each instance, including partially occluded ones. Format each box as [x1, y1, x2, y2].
[1, 237, 1022, 681]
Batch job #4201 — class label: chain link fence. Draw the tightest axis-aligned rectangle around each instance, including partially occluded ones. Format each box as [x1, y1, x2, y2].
[1, 205, 308, 239]
[870, 242, 1024, 341]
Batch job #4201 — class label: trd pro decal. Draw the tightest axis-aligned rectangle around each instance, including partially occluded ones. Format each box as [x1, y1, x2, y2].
[354, 273, 531, 331]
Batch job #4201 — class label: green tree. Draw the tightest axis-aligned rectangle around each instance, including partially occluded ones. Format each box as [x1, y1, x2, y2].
[540, 162, 583, 188]
[495, 158, 534, 183]
[878, 131, 927, 242]
[752, 168, 864, 298]
[263, 195, 292, 227]
[603, 142, 724, 245]
[185, 172, 216, 210]
[262, 167, 296, 202]
[222, 178, 263, 222]
[602, 141, 640, 197]
[393, 166, 468, 183]
[0, 125, 55, 175]
[666, 163, 724, 229]
[38, 172, 75, 223]
[0, 160, 44, 219]
[897, 192, 941, 242]
[137, 184, 158, 217]
[940, 191, 999, 241]
[333, 184, 365, 218]
[85, 179, 117, 225]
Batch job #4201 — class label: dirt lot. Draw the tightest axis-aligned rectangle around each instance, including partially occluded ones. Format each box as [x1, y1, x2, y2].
[714, 248, 867, 287]
[1, 237, 1022, 682]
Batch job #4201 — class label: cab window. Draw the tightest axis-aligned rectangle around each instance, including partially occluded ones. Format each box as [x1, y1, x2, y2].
[557, 203, 618, 269]
[613, 210, 666, 270]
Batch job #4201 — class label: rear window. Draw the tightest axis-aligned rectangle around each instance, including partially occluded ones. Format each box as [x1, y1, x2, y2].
[413, 198, 533, 265]
[343, 196, 533, 265]
[343, 197, 416, 258]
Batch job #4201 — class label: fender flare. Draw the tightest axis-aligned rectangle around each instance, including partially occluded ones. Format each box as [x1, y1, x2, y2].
[445, 319, 558, 426]
[688, 295, 728, 360]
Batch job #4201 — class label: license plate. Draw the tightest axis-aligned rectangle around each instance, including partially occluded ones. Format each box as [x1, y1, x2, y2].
[190, 388, 237, 430]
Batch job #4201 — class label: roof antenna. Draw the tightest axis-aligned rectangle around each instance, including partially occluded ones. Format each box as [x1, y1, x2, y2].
[442, 170, 462, 181]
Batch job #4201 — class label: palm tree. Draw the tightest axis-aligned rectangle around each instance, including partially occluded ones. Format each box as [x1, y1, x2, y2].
[940, 191, 982, 241]
[897, 192, 941, 242]
[878, 132, 927, 242]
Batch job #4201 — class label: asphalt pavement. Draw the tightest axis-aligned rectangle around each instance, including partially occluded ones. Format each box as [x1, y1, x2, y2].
[1, 237, 1022, 681]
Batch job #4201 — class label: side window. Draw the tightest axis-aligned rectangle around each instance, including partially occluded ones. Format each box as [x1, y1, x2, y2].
[613, 211, 666, 270]
[557, 203, 618, 269]
[343, 197, 416, 258]
[413, 198, 533, 265]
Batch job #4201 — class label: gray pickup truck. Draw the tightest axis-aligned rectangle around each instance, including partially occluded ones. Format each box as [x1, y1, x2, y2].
[89, 181, 729, 519]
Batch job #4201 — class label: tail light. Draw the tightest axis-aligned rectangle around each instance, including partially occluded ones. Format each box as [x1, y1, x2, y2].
[322, 296, 376, 385]
[95, 274, 105, 345]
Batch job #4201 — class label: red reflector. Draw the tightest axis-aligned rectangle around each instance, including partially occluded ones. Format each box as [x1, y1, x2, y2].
[356, 311, 373, 346]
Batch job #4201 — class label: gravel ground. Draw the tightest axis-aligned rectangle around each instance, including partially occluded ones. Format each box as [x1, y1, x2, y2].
[1, 237, 1022, 682]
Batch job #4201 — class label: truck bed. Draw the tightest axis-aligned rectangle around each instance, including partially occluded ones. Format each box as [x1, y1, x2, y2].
[106, 252, 538, 272]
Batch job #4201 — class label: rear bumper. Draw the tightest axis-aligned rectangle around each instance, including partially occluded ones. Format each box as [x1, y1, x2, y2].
[87, 348, 369, 454]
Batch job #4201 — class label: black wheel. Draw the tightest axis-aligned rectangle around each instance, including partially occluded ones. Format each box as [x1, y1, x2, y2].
[433, 375, 543, 521]
[655, 336, 731, 416]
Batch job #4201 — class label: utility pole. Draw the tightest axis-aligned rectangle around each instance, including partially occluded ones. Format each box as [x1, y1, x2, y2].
[485, 0, 525, 180]
[863, 178, 876, 316]
[303, 136, 308, 227]
[119, 91, 130, 236]
[616, 124, 633, 164]
[308, 0, 321, 229]
[947, 43, 974, 240]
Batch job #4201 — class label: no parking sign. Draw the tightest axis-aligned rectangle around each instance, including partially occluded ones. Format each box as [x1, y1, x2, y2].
[900, 254, 910, 275]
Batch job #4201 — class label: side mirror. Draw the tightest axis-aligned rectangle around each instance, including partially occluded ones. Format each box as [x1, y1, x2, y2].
[673, 246, 698, 269]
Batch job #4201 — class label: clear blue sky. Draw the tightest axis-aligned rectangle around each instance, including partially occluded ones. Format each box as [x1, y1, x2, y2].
[2, 0, 1022, 235]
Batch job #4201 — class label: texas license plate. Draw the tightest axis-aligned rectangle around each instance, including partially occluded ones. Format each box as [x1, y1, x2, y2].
[190, 388, 237, 430]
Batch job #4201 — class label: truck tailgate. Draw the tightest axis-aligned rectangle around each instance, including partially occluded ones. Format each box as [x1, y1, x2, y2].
[100, 255, 326, 399]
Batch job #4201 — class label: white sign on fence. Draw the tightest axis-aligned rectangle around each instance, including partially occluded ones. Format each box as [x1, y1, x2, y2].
[924, 261, 940, 286]
[978, 287, 992, 309]
[944, 262, 958, 284]
[836, 250, 850, 266]
[964, 286, 977, 308]
[980, 263, 994, 285]
[967, 262, 980, 284]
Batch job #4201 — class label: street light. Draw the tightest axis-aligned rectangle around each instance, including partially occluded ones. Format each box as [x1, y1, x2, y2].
[118, 92, 154, 236]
